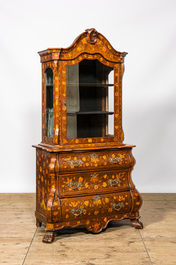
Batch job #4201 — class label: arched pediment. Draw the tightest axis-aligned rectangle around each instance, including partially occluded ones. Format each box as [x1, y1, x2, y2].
[60, 28, 127, 63]
[39, 29, 127, 63]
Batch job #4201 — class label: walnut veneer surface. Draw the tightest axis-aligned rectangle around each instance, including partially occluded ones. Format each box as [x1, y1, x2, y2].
[33, 28, 143, 243]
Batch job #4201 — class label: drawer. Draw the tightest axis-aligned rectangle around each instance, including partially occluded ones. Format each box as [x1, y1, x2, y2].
[59, 149, 133, 173]
[61, 191, 132, 221]
[59, 169, 130, 196]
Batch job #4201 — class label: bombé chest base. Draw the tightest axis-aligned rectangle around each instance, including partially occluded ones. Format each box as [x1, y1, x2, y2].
[35, 145, 143, 243]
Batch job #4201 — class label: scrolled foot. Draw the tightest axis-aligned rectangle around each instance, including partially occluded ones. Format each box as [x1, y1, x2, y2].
[130, 218, 143, 229]
[42, 231, 56, 243]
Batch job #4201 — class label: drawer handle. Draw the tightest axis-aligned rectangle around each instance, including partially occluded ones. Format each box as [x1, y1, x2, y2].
[68, 159, 83, 167]
[90, 153, 99, 158]
[90, 173, 99, 178]
[109, 156, 122, 164]
[108, 178, 121, 186]
[70, 208, 85, 217]
[112, 202, 125, 211]
[67, 181, 83, 190]
[93, 195, 101, 201]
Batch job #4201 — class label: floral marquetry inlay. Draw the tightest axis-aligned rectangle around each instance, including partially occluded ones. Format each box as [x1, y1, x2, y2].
[36, 150, 51, 215]
[61, 192, 131, 221]
[59, 31, 125, 63]
[59, 150, 131, 173]
[59, 169, 130, 196]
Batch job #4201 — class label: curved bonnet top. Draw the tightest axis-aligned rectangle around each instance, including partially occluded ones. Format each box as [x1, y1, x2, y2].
[38, 28, 127, 63]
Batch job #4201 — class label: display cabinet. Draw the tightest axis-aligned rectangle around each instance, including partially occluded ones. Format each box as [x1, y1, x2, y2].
[33, 28, 143, 243]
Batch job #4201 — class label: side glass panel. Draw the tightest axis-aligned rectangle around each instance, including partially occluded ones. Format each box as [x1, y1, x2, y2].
[108, 70, 114, 135]
[45, 68, 53, 138]
[67, 60, 114, 139]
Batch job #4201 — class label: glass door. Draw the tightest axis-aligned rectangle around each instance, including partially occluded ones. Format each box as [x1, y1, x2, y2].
[66, 59, 114, 139]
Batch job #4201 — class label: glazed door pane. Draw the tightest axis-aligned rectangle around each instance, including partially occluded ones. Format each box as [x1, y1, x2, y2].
[67, 60, 114, 139]
[45, 68, 53, 138]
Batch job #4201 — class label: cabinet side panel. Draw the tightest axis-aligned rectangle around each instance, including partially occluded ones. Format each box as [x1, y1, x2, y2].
[36, 149, 51, 217]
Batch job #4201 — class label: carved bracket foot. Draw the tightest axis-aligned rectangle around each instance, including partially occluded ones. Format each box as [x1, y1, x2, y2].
[42, 231, 56, 243]
[130, 218, 143, 229]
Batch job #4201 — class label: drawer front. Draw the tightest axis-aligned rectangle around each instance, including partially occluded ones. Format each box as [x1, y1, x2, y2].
[59, 149, 133, 173]
[61, 191, 131, 221]
[59, 169, 129, 196]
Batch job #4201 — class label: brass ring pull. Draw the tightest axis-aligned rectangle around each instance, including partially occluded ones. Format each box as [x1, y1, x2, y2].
[109, 157, 122, 164]
[111, 202, 125, 211]
[107, 178, 121, 186]
[68, 159, 83, 167]
[67, 181, 83, 190]
[70, 208, 85, 217]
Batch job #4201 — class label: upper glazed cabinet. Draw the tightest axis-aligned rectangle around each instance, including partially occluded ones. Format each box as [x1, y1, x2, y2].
[39, 28, 127, 148]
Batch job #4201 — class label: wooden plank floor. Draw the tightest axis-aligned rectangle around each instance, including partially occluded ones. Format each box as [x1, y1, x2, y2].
[0, 193, 176, 265]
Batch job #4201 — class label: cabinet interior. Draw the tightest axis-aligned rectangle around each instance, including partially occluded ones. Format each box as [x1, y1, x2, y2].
[67, 59, 114, 139]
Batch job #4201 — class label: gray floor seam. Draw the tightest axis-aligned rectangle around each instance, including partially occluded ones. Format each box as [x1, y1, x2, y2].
[22, 228, 37, 265]
[139, 230, 153, 265]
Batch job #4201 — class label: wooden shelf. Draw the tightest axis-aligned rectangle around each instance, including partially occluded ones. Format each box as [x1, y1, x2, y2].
[67, 83, 114, 87]
[67, 111, 114, 115]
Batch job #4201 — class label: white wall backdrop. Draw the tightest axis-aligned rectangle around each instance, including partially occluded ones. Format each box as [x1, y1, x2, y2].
[0, 0, 176, 192]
